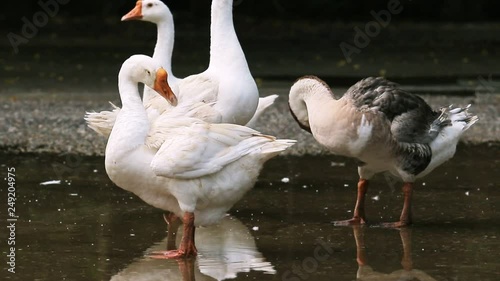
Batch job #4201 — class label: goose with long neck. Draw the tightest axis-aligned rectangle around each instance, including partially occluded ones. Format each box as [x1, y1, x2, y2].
[106, 55, 177, 160]
[289, 76, 478, 227]
[121, 0, 179, 120]
[105, 55, 295, 259]
[85, 0, 275, 137]
[122, 0, 177, 81]
[176, 0, 259, 125]
[208, 0, 248, 71]
[125, 0, 258, 125]
[125, 0, 262, 125]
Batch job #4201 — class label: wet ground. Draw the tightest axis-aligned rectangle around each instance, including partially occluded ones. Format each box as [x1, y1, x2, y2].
[0, 143, 498, 281]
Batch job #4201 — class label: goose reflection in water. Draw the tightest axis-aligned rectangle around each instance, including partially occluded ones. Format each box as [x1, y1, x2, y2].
[352, 226, 437, 281]
[110, 215, 275, 281]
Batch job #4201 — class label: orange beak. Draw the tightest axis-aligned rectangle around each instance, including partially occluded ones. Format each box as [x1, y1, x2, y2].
[154, 68, 178, 106]
[121, 1, 143, 21]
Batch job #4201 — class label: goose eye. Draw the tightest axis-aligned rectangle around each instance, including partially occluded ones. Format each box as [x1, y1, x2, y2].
[147, 3, 153, 7]
[146, 70, 151, 75]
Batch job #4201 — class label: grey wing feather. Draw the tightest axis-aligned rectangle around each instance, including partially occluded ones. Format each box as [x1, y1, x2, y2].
[346, 77, 439, 143]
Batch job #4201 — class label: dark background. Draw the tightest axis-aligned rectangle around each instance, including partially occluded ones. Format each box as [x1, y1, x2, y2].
[3, 0, 500, 25]
[1, 0, 499, 93]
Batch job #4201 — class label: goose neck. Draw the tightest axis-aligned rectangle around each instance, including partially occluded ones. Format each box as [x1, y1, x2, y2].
[209, 0, 247, 70]
[109, 76, 150, 151]
[153, 20, 175, 75]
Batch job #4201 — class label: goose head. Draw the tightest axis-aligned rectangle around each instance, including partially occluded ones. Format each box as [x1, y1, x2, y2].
[121, 0, 172, 23]
[289, 76, 331, 133]
[121, 55, 178, 106]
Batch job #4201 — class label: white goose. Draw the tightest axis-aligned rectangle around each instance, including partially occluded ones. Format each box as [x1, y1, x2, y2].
[122, 0, 181, 123]
[106, 55, 295, 258]
[289, 76, 478, 227]
[85, 0, 277, 137]
[180, 0, 259, 125]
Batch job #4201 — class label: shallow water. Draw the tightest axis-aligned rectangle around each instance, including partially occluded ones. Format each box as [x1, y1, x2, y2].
[0, 144, 499, 281]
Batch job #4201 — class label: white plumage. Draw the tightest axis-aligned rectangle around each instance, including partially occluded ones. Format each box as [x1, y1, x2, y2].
[85, 0, 277, 137]
[105, 55, 294, 257]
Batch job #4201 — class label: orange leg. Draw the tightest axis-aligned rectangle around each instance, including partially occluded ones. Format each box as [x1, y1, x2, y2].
[335, 179, 369, 226]
[381, 182, 413, 228]
[149, 212, 198, 259]
[163, 213, 182, 251]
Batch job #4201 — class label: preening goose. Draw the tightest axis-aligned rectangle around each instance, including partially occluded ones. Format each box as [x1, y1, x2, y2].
[85, 0, 276, 137]
[105, 55, 295, 258]
[289, 76, 478, 227]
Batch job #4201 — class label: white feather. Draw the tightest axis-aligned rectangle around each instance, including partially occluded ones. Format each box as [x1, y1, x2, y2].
[106, 55, 296, 226]
[149, 120, 293, 179]
[85, 0, 274, 139]
[349, 114, 374, 155]
[419, 105, 478, 178]
[245, 94, 279, 128]
[84, 102, 120, 138]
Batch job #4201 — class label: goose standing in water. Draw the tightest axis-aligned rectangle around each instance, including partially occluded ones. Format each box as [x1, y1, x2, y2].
[86, 0, 277, 137]
[106, 55, 295, 258]
[289, 76, 478, 227]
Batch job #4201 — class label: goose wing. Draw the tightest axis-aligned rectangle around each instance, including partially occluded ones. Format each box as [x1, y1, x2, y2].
[347, 77, 439, 143]
[147, 117, 274, 179]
